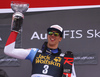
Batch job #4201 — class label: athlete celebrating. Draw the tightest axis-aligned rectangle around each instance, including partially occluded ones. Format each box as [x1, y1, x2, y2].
[4, 12, 76, 77]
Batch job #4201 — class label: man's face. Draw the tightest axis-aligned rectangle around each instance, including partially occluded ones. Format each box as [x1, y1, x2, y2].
[47, 31, 62, 48]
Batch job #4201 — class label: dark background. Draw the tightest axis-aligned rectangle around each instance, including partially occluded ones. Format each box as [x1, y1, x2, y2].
[0, 8, 100, 77]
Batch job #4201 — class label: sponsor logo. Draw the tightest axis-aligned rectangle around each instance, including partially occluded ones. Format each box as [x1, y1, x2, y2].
[63, 69, 70, 73]
[35, 54, 62, 67]
[30, 29, 100, 40]
[64, 57, 73, 65]
[54, 57, 62, 62]
[0, 58, 18, 62]
[31, 32, 47, 40]
[87, 29, 100, 38]
[74, 56, 95, 60]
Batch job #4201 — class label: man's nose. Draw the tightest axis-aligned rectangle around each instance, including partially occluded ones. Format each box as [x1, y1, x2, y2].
[51, 33, 55, 36]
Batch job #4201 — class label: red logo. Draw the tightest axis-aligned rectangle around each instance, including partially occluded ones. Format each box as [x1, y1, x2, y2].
[64, 57, 73, 65]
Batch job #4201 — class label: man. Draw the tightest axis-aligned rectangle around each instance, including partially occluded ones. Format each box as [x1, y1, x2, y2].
[4, 12, 76, 77]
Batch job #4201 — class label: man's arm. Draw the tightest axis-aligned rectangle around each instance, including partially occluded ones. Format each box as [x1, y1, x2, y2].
[4, 12, 31, 59]
[4, 31, 31, 59]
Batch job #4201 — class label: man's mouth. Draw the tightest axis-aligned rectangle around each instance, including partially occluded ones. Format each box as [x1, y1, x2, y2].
[50, 38, 55, 41]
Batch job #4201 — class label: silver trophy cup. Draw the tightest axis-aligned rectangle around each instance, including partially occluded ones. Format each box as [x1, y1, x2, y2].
[11, 1, 29, 32]
[11, 1, 29, 13]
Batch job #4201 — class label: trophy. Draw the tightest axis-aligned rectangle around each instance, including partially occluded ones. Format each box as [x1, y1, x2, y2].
[10, 1, 29, 32]
[11, 1, 29, 13]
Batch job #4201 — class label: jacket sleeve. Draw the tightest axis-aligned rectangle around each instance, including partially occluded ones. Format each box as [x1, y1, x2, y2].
[4, 31, 31, 59]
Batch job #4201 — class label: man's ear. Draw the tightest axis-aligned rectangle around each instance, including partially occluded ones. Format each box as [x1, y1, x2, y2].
[59, 37, 62, 42]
